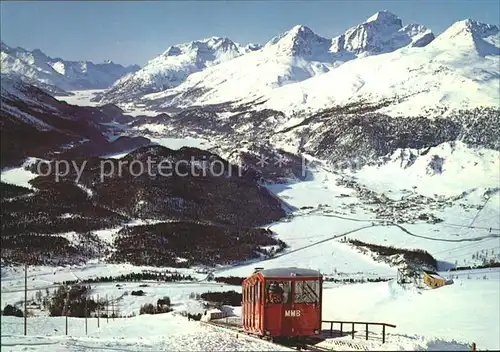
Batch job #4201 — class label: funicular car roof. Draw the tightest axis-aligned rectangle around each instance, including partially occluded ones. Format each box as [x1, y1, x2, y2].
[257, 267, 322, 278]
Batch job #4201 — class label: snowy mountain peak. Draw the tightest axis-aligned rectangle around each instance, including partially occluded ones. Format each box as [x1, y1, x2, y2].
[159, 36, 241, 60]
[265, 24, 332, 58]
[1, 43, 140, 93]
[442, 19, 499, 40]
[430, 19, 499, 56]
[289, 24, 315, 36]
[331, 11, 434, 55]
[98, 36, 251, 103]
[365, 10, 402, 27]
[267, 25, 321, 45]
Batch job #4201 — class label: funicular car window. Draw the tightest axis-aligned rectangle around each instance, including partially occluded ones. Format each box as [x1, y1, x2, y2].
[294, 279, 320, 304]
[256, 282, 260, 303]
[266, 281, 291, 304]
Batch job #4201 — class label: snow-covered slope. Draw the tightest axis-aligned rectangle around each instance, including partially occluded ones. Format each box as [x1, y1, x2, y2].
[261, 19, 500, 117]
[0, 74, 141, 167]
[141, 11, 433, 109]
[138, 17, 497, 119]
[0, 42, 139, 94]
[98, 37, 258, 104]
[352, 141, 500, 197]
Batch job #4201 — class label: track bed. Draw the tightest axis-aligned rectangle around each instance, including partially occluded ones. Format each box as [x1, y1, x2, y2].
[204, 317, 331, 351]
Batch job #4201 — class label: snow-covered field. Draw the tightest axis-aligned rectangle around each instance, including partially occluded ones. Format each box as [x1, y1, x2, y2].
[150, 136, 214, 150]
[56, 90, 103, 107]
[351, 141, 500, 198]
[322, 275, 499, 350]
[0, 157, 43, 189]
[56, 90, 160, 117]
[1, 313, 288, 351]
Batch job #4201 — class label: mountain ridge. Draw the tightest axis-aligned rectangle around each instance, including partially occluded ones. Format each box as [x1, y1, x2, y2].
[0, 41, 140, 94]
[141, 16, 498, 119]
[97, 10, 434, 105]
[97, 36, 258, 104]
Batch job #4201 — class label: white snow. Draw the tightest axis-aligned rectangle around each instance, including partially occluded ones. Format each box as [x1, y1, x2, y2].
[1, 314, 288, 351]
[322, 278, 500, 350]
[1, 43, 139, 92]
[1, 137, 498, 352]
[103, 151, 132, 159]
[0, 157, 43, 189]
[351, 141, 500, 198]
[2, 15, 500, 350]
[2, 266, 498, 350]
[56, 89, 103, 107]
[56, 90, 164, 118]
[138, 11, 432, 112]
[150, 137, 214, 150]
[2, 162, 499, 350]
[143, 17, 498, 119]
[91, 228, 122, 246]
[75, 183, 94, 198]
[260, 20, 499, 117]
[132, 123, 170, 133]
[99, 37, 252, 104]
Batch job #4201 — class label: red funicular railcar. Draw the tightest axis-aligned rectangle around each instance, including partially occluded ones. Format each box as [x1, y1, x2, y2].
[242, 267, 323, 340]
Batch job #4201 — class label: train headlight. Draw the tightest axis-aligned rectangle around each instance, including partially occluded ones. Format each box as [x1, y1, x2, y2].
[265, 330, 270, 335]
[314, 329, 320, 335]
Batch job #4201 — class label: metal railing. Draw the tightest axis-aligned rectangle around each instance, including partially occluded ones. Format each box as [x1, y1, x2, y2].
[322, 320, 396, 343]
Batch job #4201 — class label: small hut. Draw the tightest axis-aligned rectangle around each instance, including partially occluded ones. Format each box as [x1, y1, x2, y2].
[423, 270, 447, 288]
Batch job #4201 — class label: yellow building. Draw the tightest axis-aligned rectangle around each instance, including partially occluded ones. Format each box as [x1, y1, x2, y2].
[423, 270, 447, 288]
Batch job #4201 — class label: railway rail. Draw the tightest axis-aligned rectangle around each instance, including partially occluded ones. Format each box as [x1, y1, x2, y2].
[202, 319, 332, 351]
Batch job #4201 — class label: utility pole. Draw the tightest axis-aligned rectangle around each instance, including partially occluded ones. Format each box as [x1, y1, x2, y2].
[84, 295, 88, 335]
[65, 290, 69, 335]
[112, 296, 115, 321]
[24, 263, 27, 336]
[97, 294, 100, 328]
[106, 295, 109, 323]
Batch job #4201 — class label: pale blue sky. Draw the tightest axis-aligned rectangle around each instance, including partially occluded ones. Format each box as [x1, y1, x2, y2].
[1, 0, 499, 66]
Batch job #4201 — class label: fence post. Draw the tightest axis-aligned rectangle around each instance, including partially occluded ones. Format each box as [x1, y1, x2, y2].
[340, 322, 343, 336]
[382, 325, 386, 343]
[365, 323, 369, 340]
[351, 323, 355, 339]
[472, 342, 476, 351]
[330, 322, 333, 336]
